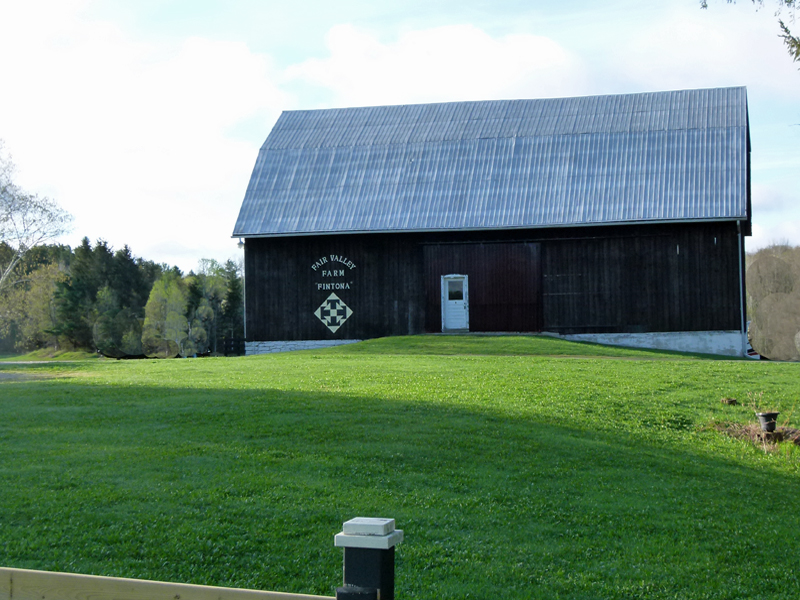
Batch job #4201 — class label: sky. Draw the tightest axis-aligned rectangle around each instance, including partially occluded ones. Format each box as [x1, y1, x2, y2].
[0, 0, 798, 273]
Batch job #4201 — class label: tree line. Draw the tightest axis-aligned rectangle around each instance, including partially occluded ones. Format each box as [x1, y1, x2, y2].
[0, 238, 244, 358]
[746, 243, 800, 361]
[1, 140, 243, 358]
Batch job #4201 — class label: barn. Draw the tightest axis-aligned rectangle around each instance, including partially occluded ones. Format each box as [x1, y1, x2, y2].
[233, 86, 751, 356]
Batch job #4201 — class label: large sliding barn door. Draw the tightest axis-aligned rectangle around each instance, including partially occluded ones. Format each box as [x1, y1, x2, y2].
[424, 242, 542, 333]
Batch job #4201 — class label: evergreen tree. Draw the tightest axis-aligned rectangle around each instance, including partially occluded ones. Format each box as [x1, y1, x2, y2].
[92, 286, 144, 358]
[53, 237, 97, 348]
[53, 239, 166, 354]
[111, 245, 151, 313]
[2, 235, 235, 358]
[220, 259, 244, 354]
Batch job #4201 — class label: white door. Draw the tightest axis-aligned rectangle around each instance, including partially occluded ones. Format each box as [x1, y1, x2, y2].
[441, 275, 469, 331]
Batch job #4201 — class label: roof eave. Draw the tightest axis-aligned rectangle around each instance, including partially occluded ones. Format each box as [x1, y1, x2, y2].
[232, 216, 750, 239]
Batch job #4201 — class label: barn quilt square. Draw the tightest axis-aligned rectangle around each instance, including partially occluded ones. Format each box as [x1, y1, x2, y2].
[314, 293, 353, 333]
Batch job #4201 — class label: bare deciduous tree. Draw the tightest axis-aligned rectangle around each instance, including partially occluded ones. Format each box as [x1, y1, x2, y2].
[747, 244, 800, 360]
[0, 141, 73, 292]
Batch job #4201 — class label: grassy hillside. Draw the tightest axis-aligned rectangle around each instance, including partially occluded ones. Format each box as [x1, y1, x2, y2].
[0, 335, 798, 599]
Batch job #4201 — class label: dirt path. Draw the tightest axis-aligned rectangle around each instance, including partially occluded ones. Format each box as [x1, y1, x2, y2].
[0, 360, 80, 364]
[0, 372, 39, 381]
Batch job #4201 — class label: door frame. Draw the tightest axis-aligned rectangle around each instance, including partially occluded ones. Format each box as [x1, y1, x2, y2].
[441, 274, 469, 331]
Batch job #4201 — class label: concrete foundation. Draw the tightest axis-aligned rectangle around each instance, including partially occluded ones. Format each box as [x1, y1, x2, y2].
[555, 330, 745, 357]
[246, 339, 362, 355]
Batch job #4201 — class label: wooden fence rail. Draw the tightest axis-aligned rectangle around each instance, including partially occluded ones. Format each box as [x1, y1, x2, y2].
[1, 517, 401, 600]
[0, 567, 332, 600]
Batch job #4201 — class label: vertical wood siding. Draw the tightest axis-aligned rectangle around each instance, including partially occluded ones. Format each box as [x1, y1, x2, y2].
[422, 243, 543, 333]
[245, 234, 424, 341]
[541, 223, 741, 333]
[245, 222, 743, 342]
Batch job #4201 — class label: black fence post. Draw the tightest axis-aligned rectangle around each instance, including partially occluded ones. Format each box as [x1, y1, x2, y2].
[334, 517, 403, 600]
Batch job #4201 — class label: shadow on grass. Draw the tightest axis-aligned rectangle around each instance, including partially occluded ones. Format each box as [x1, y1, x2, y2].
[1, 377, 798, 600]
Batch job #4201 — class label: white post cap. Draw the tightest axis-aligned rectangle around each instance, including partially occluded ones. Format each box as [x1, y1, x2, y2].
[335, 517, 403, 550]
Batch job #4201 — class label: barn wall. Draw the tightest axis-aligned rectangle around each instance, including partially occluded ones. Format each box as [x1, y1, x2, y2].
[245, 234, 425, 342]
[244, 222, 744, 343]
[540, 222, 742, 333]
[422, 242, 542, 332]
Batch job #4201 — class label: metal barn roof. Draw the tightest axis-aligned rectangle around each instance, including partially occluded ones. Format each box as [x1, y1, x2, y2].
[233, 87, 749, 237]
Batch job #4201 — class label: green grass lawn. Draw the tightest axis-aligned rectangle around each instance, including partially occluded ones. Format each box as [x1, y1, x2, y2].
[1, 335, 799, 599]
[0, 348, 100, 361]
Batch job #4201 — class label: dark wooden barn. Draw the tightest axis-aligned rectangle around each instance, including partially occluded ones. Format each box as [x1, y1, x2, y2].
[233, 87, 751, 356]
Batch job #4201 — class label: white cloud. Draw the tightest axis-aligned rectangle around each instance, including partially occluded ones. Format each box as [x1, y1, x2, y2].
[2, 1, 799, 269]
[748, 221, 800, 251]
[0, 1, 287, 271]
[752, 182, 799, 214]
[286, 23, 589, 107]
[609, 4, 800, 94]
